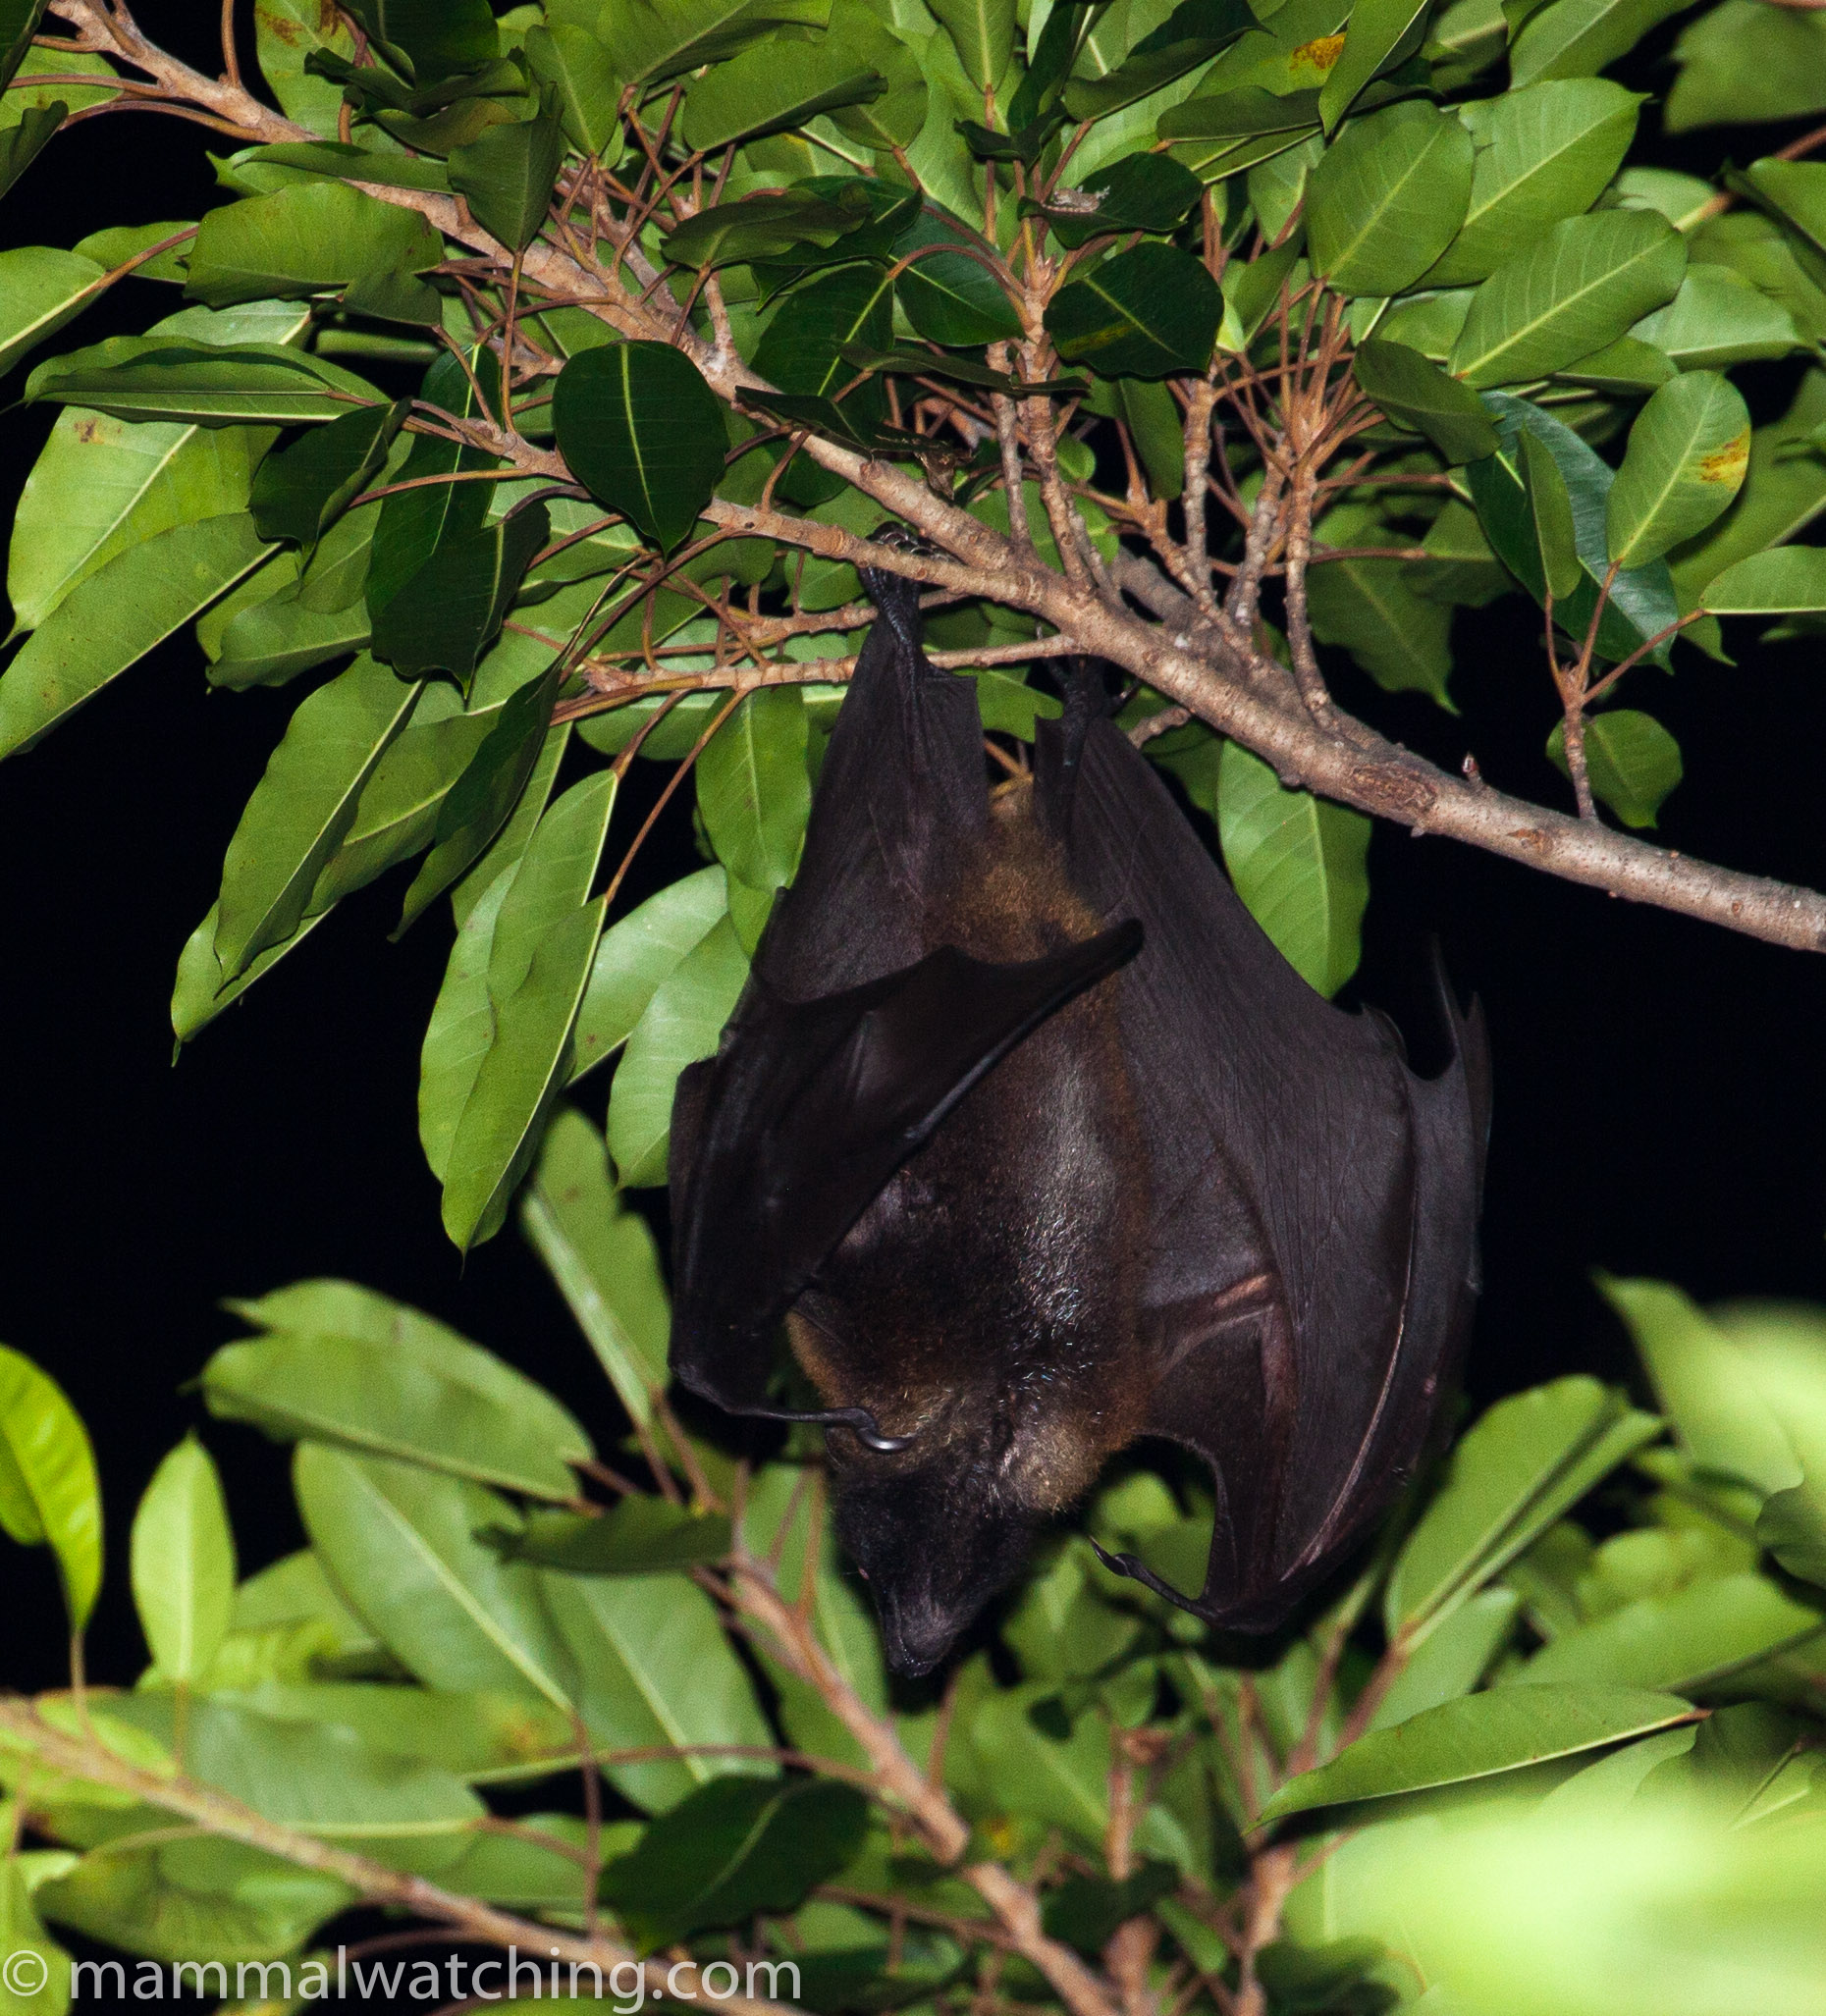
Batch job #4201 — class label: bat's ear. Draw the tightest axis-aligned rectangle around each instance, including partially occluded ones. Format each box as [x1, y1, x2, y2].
[670, 924, 1144, 1418]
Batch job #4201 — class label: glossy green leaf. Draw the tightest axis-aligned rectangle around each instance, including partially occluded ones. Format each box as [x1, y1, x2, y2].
[1606, 372, 1751, 569]
[170, 897, 333, 1045]
[1062, 0, 1255, 120]
[696, 686, 811, 900]
[554, 342, 726, 556]
[1700, 546, 1826, 615]
[1047, 242, 1223, 379]
[0, 1861, 69, 2016]
[210, 572, 371, 689]
[0, 512, 270, 760]
[1370, 1589, 1522, 1730]
[753, 261, 896, 409]
[1352, 338, 1498, 463]
[131, 1435, 236, 1686]
[0, 43, 114, 130]
[608, 914, 750, 1188]
[520, 23, 623, 158]
[1508, 0, 1692, 87]
[823, 0, 928, 148]
[965, 1683, 1109, 1836]
[0, 1344, 102, 1632]
[213, 655, 423, 977]
[0, 0, 48, 91]
[606, 0, 831, 84]
[442, 896, 607, 1249]
[218, 1680, 574, 1780]
[26, 336, 380, 424]
[1735, 159, 1826, 287]
[448, 87, 565, 251]
[1306, 544, 1456, 708]
[203, 1283, 591, 1501]
[1522, 429, 1582, 600]
[339, 0, 499, 82]
[519, 1109, 672, 1425]
[1425, 80, 1641, 288]
[0, 105, 58, 204]
[681, 32, 884, 149]
[1631, 268, 1801, 372]
[1213, 739, 1370, 999]
[1450, 209, 1687, 388]
[1318, 0, 1427, 132]
[1307, 101, 1474, 298]
[928, 0, 1014, 88]
[249, 399, 404, 554]
[541, 1570, 775, 1811]
[602, 1777, 867, 1946]
[1547, 709, 1682, 828]
[894, 204, 1024, 345]
[569, 865, 728, 1084]
[1386, 1378, 1652, 1633]
[1259, 1684, 1693, 1822]
[663, 186, 878, 270]
[493, 1499, 732, 1576]
[185, 182, 443, 307]
[0, 245, 102, 379]
[1665, 0, 1826, 134]
[1518, 1574, 1822, 1692]
[253, 0, 359, 135]
[1156, 83, 1322, 142]
[370, 503, 549, 689]
[295, 1443, 575, 1708]
[1035, 151, 1205, 249]
[1670, 370, 1826, 607]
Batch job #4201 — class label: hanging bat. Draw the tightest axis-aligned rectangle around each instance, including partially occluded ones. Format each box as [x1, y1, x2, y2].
[667, 563, 1489, 1677]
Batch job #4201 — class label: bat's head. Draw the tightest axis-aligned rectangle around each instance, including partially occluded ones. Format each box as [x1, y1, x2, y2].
[829, 1425, 1047, 1677]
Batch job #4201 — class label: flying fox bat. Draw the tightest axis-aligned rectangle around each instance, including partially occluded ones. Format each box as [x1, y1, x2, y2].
[668, 563, 1489, 1677]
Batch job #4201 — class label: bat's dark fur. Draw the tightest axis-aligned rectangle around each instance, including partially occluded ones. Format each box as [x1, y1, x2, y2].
[669, 566, 1489, 1676]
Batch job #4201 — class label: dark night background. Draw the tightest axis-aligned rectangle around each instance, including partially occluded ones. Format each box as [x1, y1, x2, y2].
[5, 6, 1824, 1711]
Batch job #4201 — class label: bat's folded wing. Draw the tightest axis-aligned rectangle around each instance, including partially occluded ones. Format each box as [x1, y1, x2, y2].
[1045, 716, 1488, 1627]
[670, 926, 1143, 1415]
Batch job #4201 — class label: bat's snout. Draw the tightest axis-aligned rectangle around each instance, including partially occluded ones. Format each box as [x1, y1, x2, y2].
[876, 1591, 968, 1678]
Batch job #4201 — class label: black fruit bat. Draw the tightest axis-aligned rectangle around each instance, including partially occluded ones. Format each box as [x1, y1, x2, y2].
[668, 563, 1489, 1677]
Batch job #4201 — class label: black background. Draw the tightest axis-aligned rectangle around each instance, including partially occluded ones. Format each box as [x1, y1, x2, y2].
[4, 6, 1824, 1709]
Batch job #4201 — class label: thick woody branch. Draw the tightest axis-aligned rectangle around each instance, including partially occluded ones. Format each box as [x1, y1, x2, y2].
[0, 1695, 792, 2016]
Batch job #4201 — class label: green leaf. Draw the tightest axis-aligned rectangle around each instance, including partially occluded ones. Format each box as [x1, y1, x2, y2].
[1758, 1480, 1826, 1588]
[1670, 370, 1826, 607]
[492, 1499, 732, 1575]
[823, 0, 929, 148]
[965, 1684, 1109, 1837]
[681, 32, 885, 149]
[1306, 101, 1474, 298]
[372, 504, 549, 690]
[1085, 375, 1186, 499]
[1606, 372, 1751, 569]
[1156, 84, 1323, 142]
[894, 204, 1022, 345]
[1450, 209, 1687, 388]
[1595, 1275, 1800, 1492]
[295, 1443, 575, 1709]
[203, 1282, 592, 1501]
[1631, 268, 1801, 372]
[928, 0, 1015, 89]
[1032, 151, 1204, 250]
[0, 0, 50, 92]
[442, 897, 608, 1249]
[249, 398, 404, 553]
[696, 687, 811, 899]
[448, 87, 565, 251]
[1517, 1574, 1822, 1692]
[185, 182, 443, 307]
[1508, 0, 1692, 87]
[212, 655, 423, 975]
[602, 1777, 868, 1947]
[520, 23, 623, 158]
[519, 1109, 673, 1425]
[1731, 160, 1826, 292]
[1352, 338, 1499, 462]
[1259, 1684, 1693, 1823]
[753, 261, 897, 407]
[0, 1861, 70, 2016]
[0, 101, 65, 206]
[662, 186, 879, 270]
[0, 513, 271, 760]
[1665, 0, 1826, 135]
[1547, 709, 1682, 828]
[254, 0, 360, 136]
[1046, 242, 1223, 379]
[1, 43, 114, 130]
[554, 342, 726, 555]
[131, 1435, 236, 1686]
[211, 575, 369, 688]
[0, 245, 102, 379]
[27, 336, 380, 424]
[1386, 1378, 1659, 1634]
[366, 349, 500, 614]
[340, 0, 499, 82]
[1211, 739, 1370, 999]
[607, 0, 832, 84]
[570, 864, 729, 1083]
[1305, 543, 1456, 708]
[1318, 0, 1428, 132]
[1425, 80, 1641, 289]
[0, 1344, 102, 1632]
[170, 897, 333, 1044]
[1522, 428, 1582, 600]
[218, 1681, 575, 1779]
[1700, 546, 1826, 615]
[1044, 1863, 1179, 1955]
[1369, 1589, 1522, 1731]
[607, 914, 750, 1188]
